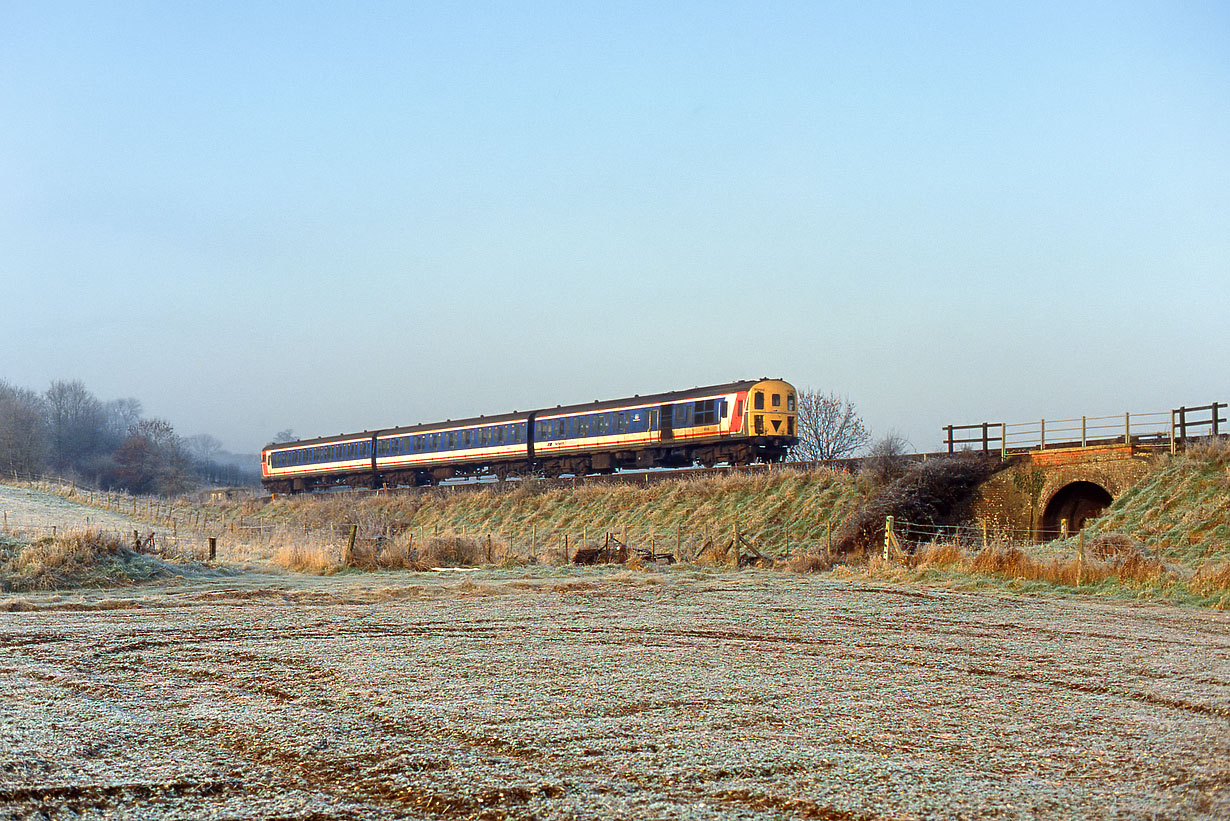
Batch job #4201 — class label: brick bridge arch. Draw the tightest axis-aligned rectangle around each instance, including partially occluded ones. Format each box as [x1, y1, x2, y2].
[973, 444, 1154, 540]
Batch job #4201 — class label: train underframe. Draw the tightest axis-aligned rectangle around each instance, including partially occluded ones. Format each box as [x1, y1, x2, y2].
[264, 437, 792, 494]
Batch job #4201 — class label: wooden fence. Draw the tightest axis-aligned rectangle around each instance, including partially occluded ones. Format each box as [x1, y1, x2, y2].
[944, 402, 1224, 458]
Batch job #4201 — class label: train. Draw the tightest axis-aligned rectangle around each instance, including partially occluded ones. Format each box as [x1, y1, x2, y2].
[260, 378, 798, 493]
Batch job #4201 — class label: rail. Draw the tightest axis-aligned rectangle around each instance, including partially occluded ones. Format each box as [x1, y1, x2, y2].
[944, 402, 1224, 458]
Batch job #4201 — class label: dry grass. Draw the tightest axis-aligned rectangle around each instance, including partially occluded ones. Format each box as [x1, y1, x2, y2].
[253, 468, 864, 568]
[0, 528, 183, 591]
[787, 552, 833, 574]
[890, 538, 1228, 606]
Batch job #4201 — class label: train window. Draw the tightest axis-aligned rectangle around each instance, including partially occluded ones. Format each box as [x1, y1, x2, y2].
[754, 392, 764, 410]
[772, 394, 781, 408]
[787, 394, 795, 412]
[556, 419, 566, 438]
[695, 400, 717, 426]
[720, 399, 729, 418]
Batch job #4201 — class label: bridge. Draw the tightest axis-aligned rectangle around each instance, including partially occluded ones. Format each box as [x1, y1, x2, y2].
[945, 402, 1224, 541]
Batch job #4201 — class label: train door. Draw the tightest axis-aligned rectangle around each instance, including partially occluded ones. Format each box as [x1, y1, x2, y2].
[659, 403, 674, 441]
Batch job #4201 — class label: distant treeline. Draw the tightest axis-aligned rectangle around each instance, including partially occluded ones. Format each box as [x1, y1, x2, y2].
[0, 378, 259, 494]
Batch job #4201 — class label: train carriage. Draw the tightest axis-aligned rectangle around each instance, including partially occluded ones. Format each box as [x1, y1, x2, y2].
[373, 411, 530, 487]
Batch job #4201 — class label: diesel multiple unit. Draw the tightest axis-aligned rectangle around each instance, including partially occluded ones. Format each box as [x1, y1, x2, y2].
[261, 379, 797, 493]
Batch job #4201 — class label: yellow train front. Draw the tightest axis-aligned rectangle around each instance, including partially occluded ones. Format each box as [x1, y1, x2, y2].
[531, 378, 798, 474]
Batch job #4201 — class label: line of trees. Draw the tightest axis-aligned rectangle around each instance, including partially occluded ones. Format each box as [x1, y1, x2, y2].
[0, 378, 257, 494]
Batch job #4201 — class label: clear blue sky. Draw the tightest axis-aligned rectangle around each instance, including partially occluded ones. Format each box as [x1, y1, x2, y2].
[3, 1, 1227, 454]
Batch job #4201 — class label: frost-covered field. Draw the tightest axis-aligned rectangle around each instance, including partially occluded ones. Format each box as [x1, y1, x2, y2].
[2, 567, 1228, 820]
[0, 483, 158, 537]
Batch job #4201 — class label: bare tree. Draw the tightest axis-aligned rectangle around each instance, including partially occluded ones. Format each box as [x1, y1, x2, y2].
[790, 389, 871, 461]
[0, 380, 47, 476]
[44, 379, 106, 470]
[862, 432, 913, 486]
[184, 433, 223, 463]
[113, 418, 193, 495]
[102, 397, 143, 448]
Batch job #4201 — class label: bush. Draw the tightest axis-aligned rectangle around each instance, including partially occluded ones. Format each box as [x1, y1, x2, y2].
[833, 456, 1002, 556]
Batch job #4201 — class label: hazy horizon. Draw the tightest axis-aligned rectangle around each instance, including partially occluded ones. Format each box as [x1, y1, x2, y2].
[4, 2, 1227, 454]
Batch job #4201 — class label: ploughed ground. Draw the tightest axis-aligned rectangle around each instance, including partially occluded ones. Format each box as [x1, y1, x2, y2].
[1, 567, 1228, 820]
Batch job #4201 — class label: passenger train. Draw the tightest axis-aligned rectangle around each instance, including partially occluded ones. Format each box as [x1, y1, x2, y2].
[261, 379, 797, 493]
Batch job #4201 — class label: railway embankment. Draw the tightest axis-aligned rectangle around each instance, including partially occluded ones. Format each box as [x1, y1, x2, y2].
[3, 441, 1228, 605]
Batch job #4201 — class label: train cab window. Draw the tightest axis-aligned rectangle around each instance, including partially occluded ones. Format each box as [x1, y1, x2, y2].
[754, 392, 765, 410]
[787, 394, 795, 412]
[720, 399, 729, 418]
[772, 394, 781, 408]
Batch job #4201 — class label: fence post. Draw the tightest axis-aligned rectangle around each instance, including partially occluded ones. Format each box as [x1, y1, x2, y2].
[1179, 406, 1188, 445]
[208, 537, 216, 560]
[883, 515, 895, 561]
[1040, 419, 1046, 450]
[1077, 529, 1085, 590]
[733, 521, 740, 568]
[981, 422, 989, 453]
[1081, 416, 1087, 448]
[945, 425, 954, 454]
[1125, 412, 1131, 445]
[1214, 402, 1223, 437]
[1000, 423, 1007, 460]
[346, 524, 357, 564]
[1170, 410, 1177, 455]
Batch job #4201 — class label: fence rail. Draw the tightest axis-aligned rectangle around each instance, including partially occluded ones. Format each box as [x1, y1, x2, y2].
[944, 402, 1224, 458]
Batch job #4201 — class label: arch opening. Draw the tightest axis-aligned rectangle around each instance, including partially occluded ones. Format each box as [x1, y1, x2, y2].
[1040, 481, 1113, 539]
